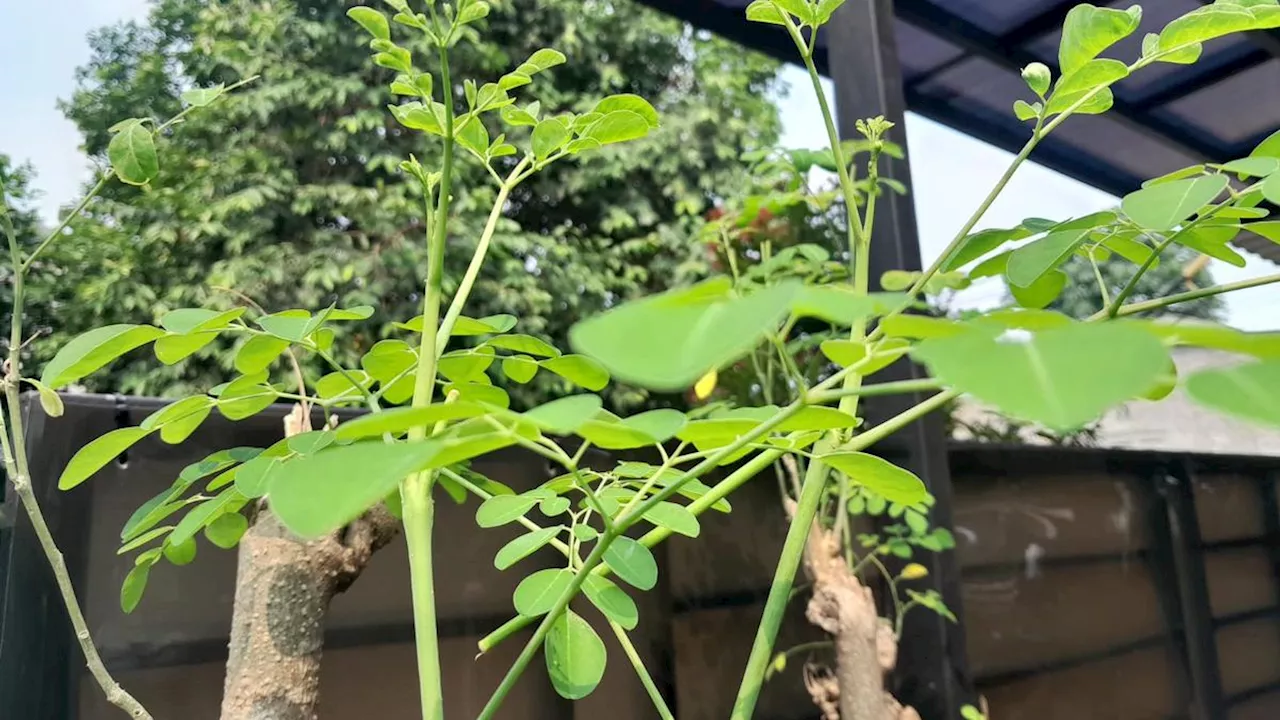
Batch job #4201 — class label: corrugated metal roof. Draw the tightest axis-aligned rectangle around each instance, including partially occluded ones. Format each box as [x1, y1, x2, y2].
[637, 0, 1280, 262]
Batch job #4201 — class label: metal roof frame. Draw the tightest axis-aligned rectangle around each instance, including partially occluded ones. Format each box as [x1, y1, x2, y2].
[638, 0, 1280, 262]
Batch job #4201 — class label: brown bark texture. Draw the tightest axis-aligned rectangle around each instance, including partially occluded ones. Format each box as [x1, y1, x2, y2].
[219, 406, 399, 720]
[787, 487, 921, 720]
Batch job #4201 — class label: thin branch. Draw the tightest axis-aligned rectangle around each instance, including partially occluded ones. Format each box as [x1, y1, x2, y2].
[609, 620, 675, 720]
[1100, 271, 1280, 319]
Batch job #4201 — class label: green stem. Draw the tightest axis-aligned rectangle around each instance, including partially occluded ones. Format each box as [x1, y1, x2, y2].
[401, 475, 443, 720]
[1102, 271, 1280, 319]
[476, 402, 808, 720]
[879, 116, 1046, 338]
[434, 157, 530, 352]
[1104, 183, 1258, 318]
[402, 45, 456, 720]
[1089, 251, 1111, 308]
[609, 620, 675, 720]
[475, 445, 790, 655]
[805, 373, 942, 406]
[2, 196, 152, 719]
[1105, 234, 1176, 317]
[729, 390, 957, 720]
[730, 449, 830, 719]
[785, 17, 866, 248]
[441, 467, 571, 556]
[474, 365, 888, 657]
[861, 551, 905, 633]
[21, 172, 113, 272]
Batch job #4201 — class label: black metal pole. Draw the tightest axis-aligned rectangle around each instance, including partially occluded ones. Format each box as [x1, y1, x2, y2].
[1162, 459, 1226, 720]
[825, 1, 974, 717]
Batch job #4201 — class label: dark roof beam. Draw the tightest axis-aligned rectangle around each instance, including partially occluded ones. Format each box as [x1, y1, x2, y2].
[996, 0, 1078, 45]
[1132, 47, 1272, 111]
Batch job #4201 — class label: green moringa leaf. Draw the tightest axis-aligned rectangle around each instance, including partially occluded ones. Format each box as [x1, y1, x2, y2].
[1159, 3, 1272, 56]
[513, 567, 575, 617]
[582, 574, 638, 630]
[452, 314, 518, 336]
[1045, 59, 1130, 116]
[620, 408, 687, 443]
[502, 355, 539, 384]
[545, 609, 607, 700]
[233, 455, 279, 499]
[141, 395, 215, 444]
[1252, 127, 1280, 160]
[912, 322, 1169, 431]
[582, 110, 651, 146]
[523, 395, 603, 435]
[1005, 229, 1089, 287]
[234, 334, 291, 374]
[942, 226, 1032, 272]
[494, 527, 561, 570]
[1059, 4, 1142, 76]
[180, 84, 225, 108]
[204, 512, 249, 549]
[120, 562, 152, 613]
[1185, 360, 1280, 428]
[107, 118, 159, 185]
[476, 493, 541, 528]
[539, 355, 609, 391]
[23, 379, 64, 418]
[745, 0, 787, 25]
[1121, 175, 1229, 231]
[1009, 269, 1068, 310]
[347, 6, 390, 39]
[485, 334, 561, 358]
[791, 288, 904, 326]
[163, 536, 197, 566]
[269, 442, 442, 538]
[159, 308, 245, 334]
[821, 452, 928, 505]
[42, 324, 165, 389]
[591, 94, 660, 129]
[570, 281, 798, 391]
[59, 427, 153, 489]
[1217, 157, 1280, 178]
[335, 402, 486, 441]
[603, 536, 658, 590]
[642, 502, 700, 538]
[155, 331, 219, 365]
[532, 118, 571, 159]
[169, 488, 246, 545]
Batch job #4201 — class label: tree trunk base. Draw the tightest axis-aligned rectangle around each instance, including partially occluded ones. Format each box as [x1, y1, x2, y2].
[219, 406, 399, 720]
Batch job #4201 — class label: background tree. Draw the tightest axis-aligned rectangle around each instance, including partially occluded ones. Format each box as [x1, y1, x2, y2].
[48, 0, 781, 409]
[0, 157, 72, 372]
[1036, 246, 1225, 320]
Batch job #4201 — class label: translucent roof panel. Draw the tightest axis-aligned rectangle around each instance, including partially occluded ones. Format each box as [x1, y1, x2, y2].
[635, 0, 1280, 262]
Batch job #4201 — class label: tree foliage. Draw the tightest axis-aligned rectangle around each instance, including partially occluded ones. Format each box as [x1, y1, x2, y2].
[0, 156, 61, 362]
[46, 0, 781, 407]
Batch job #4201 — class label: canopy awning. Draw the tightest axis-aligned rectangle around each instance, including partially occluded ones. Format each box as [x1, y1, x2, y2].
[640, 0, 1280, 262]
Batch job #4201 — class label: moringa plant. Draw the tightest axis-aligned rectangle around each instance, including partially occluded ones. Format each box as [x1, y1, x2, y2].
[4, 2, 1280, 720]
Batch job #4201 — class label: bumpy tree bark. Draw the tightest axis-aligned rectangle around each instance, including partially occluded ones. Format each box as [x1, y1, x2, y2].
[219, 406, 399, 720]
[783, 454, 920, 720]
[799, 508, 919, 720]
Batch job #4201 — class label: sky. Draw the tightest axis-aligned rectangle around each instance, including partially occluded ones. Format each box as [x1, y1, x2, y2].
[1, 0, 1277, 330]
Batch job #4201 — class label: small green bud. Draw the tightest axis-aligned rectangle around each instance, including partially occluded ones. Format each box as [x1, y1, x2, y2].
[1021, 62, 1051, 97]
